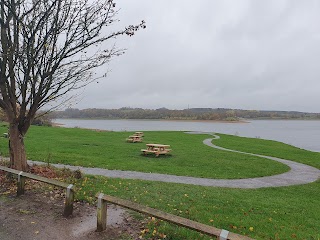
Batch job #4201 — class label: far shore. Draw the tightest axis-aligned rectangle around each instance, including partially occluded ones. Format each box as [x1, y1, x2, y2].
[52, 118, 249, 124]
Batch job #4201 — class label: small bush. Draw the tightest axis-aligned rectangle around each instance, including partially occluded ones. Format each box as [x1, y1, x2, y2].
[73, 169, 83, 179]
[32, 115, 52, 126]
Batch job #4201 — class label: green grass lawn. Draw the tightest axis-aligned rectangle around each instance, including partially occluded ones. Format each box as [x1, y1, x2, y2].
[71, 176, 320, 240]
[1, 124, 319, 239]
[213, 133, 320, 169]
[0, 125, 290, 179]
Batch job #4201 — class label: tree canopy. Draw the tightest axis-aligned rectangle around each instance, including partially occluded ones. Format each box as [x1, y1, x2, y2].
[0, 0, 145, 170]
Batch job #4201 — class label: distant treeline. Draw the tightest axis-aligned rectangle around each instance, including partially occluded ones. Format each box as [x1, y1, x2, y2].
[0, 109, 52, 126]
[50, 107, 320, 121]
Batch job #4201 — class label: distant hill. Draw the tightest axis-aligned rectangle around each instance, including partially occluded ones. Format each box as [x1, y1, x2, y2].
[50, 108, 320, 121]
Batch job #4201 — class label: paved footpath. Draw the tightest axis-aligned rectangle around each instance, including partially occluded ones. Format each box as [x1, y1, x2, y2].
[28, 133, 320, 189]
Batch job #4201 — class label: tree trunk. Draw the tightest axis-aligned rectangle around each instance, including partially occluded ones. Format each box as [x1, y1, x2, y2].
[9, 123, 27, 171]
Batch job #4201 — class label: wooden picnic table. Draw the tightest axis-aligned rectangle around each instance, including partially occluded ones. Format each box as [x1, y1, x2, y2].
[141, 143, 171, 157]
[135, 132, 144, 137]
[126, 135, 143, 143]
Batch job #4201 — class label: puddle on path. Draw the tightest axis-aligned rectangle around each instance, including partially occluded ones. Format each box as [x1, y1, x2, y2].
[71, 204, 126, 237]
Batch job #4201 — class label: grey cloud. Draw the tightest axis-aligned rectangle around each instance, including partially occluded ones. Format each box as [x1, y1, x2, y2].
[72, 0, 320, 112]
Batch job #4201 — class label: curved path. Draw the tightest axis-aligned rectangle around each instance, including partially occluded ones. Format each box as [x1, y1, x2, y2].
[27, 133, 320, 189]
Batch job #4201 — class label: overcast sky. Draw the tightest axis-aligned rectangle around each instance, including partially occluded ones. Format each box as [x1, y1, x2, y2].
[71, 0, 320, 112]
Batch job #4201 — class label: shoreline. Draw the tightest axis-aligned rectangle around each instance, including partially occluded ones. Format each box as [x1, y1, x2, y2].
[52, 118, 249, 124]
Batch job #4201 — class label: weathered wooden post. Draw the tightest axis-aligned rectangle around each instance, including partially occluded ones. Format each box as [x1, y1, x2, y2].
[96, 193, 107, 232]
[63, 184, 74, 217]
[17, 171, 25, 196]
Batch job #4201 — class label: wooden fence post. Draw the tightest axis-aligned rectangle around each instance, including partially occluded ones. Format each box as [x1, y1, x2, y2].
[96, 193, 107, 232]
[17, 171, 25, 196]
[63, 184, 74, 217]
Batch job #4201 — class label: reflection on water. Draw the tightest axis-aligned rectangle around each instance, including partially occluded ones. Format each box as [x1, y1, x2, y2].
[53, 119, 320, 152]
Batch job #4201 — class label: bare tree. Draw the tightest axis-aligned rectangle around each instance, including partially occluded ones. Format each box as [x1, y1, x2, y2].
[0, 0, 145, 171]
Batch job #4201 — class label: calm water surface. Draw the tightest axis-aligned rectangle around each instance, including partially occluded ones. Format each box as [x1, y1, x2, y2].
[53, 119, 320, 152]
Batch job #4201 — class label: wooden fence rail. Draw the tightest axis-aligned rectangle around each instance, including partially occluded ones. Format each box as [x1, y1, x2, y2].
[96, 193, 254, 240]
[0, 165, 75, 217]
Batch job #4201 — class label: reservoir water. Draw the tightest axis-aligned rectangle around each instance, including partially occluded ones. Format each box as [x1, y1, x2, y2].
[53, 119, 320, 152]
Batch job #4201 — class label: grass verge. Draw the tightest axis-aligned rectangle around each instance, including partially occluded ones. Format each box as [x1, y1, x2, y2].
[71, 175, 320, 240]
[213, 133, 320, 169]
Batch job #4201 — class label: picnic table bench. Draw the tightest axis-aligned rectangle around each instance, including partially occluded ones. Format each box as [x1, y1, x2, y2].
[141, 143, 171, 157]
[126, 135, 143, 143]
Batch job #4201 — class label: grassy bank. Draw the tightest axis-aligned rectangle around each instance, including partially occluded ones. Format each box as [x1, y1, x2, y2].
[1, 124, 319, 239]
[0, 125, 290, 179]
[71, 175, 319, 239]
[213, 134, 320, 169]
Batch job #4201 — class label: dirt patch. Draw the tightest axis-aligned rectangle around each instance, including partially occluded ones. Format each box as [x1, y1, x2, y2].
[0, 191, 143, 240]
[0, 172, 143, 240]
